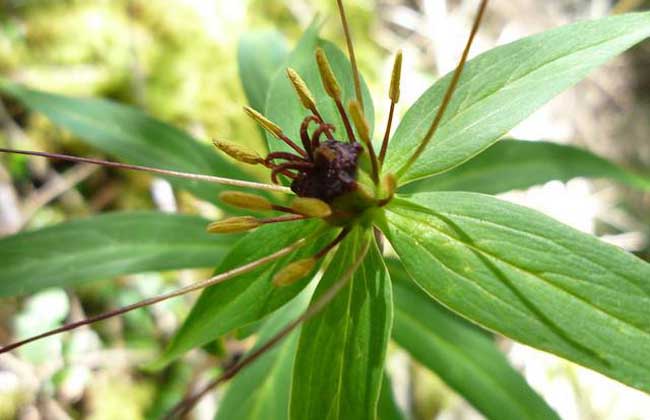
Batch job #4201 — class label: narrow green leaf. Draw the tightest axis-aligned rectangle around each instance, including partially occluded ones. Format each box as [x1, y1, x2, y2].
[402, 140, 650, 195]
[291, 229, 392, 420]
[265, 22, 374, 154]
[0, 82, 252, 202]
[0, 212, 228, 297]
[215, 284, 313, 420]
[384, 12, 650, 184]
[156, 220, 333, 367]
[378, 373, 406, 420]
[389, 259, 559, 420]
[382, 192, 650, 392]
[238, 30, 289, 113]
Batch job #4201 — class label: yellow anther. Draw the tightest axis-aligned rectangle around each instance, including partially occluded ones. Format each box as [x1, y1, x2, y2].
[287, 68, 317, 112]
[348, 99, 370, 144]
[290, 197, 332, 218]
[389, 50, 403, 103]
[315, 48, 341, 101]
[243, 106, 284, 139]
[206, 216, 261, 234]
[272, 258, 316, 287]
[212, 139, 263, 165]
[219, 191, 272, 211]
[382, 173, 397, 197]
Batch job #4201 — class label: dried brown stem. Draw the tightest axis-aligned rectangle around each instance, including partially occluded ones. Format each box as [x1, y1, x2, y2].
[397, 0, 489, 178]
[336, 0, 364, 111]
[0, 148, 291, 193]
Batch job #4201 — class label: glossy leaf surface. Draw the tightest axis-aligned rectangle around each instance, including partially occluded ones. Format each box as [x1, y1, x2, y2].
[402, 140, 650, 195]
[384, 12, 650, 184]
[390, 260, 559, 420]
[291, 229, 392, 420]
[0, 212, 228, 296]
[383, 192, 650, 392]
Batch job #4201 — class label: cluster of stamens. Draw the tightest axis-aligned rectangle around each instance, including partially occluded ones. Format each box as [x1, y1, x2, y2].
[208, 47, 404, 287]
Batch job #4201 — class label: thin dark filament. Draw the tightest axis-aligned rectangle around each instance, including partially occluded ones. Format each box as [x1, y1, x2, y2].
[335, 100, 357, 143]
[379, 101, 396, 165]
[314, 226, 350, 259]
[397, 0, 489, 178]
[311, 124, 334, 149]
[260, 214, 306, 224]
[278, 133, 308, 158]
[336, 0, 364, 111]
[265, 151, 308, 163]
[0, 239, 308, 354]
[0, 147, 291, 193]
[271, 161, 314, 183]
[165, 238, 371, 419]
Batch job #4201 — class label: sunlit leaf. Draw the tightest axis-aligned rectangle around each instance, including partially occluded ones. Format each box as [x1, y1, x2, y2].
[238, 30, 289, 113]
[156, 220, 333, 367]
[291, 229, 392, 420]
[382, 192, 650, 392]
[265, 21, 374, 155]
[389, 259, 559, 420]
[215, 284, 313, 420]
[0, 81, 252, 202]
[402, 140, 650, 195]
[0, 212, 228, 296]
[384, 12, 650, 184]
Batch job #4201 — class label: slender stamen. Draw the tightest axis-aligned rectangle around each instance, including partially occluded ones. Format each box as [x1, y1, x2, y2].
[274, 226, 350, 287]
[243, 106, 307, 157]
[336, 0, 364, 111]
[379, 50, 402, 164]
[349, 99, 379, 183]
[0, 147, 291, 194]
[397, 0, 489, 178]
[165, 237, 370, 419]
[0, 239, 309, 354]
[315, 48, 357, 143]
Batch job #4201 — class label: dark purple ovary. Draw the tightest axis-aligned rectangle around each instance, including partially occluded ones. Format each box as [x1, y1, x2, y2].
[291, 140, 362, 202]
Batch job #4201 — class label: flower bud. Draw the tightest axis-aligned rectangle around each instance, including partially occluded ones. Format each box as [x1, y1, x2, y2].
[206, 216, 260, 234]
[315, 48, 341, 100]
[291, 197, 332, 218]
[243, 106, 284, 139]
[213, 139, 262, 165]
[272, 258, 316, 287]
[219, 191, 272, 211]
[287, 68, 317, 112]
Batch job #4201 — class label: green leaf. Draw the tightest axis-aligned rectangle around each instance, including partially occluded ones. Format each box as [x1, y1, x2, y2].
[384, 12, 650, 184]
[402, 140, 650, 195]
[0, 82, 252, 202]
[238, 30, 289, 113]
[265, 22, 374, 154]
[291, 229, 392, 420]
[377, 373, 406, 420]
[156, 220, 333, 367]
[389, 259, 559, 420]
[0, 212, 228, 297]
[215, 284, 313, 420]
[382, 192, 650, 392]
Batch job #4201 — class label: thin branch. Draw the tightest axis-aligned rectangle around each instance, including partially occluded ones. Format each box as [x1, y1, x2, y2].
[0, 148, 292, 194]
[0, 239, 309, 354]
[336, 0, 364, 111]
[166, 237, 371, 419]
[397, 0, 489, 178]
